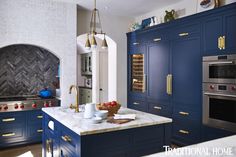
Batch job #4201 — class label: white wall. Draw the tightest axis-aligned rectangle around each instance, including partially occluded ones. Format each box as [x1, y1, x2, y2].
[135, 0, 236, 23]
[77, 8, 134, 106]
[0, 0, 77, 106]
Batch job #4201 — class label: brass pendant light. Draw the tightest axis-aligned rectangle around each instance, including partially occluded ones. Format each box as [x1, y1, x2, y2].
[85, 0, 108, 49]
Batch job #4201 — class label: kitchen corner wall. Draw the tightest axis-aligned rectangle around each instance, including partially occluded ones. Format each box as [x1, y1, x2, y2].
[135, 0, 236, 23]
[0, 0, 77, 106]
[77, 8, 135, 106]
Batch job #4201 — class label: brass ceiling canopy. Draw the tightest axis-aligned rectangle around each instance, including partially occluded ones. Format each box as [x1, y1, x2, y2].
[85, 0, 108, 49]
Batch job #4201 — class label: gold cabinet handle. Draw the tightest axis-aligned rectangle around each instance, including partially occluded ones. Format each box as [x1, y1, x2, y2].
[37, 115, 43, 119]
[46, 139, 52, 153]
[218, 36, 222, 50]
[133, 102, 140, 105]
[222, 36, 225, 50]
[2, 118, 15, 122]
[37, 129, 43, 133]
[179, 130, 189, 134]
[179, 33, 189, 37]
[142, 74, 146, 92]
[166, 74, 172, 95]
[179, 111, 189, 116]
[61, 135, 72, 142]
[133, 42, 140, 45]
[153, 38, 161, 42]
[154, 106, 162, 110]
[2, 132, 15, 137]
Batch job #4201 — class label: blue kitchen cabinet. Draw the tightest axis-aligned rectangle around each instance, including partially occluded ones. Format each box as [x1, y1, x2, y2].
[223, 11, 236, 53]
[171, 26, 202, 145]
[202, 5, 236, 56]
[146, 31, 172, 118]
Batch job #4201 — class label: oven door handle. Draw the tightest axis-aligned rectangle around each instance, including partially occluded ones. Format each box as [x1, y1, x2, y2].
[208, 61, 234, 65]
[204, 92, 236, 98]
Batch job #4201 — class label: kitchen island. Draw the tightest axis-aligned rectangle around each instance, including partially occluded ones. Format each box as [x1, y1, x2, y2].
[42, 107, 172, 157]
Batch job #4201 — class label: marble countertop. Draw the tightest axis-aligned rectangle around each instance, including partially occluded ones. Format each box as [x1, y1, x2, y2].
[42, 106, 172, 136]
[145, 135, 236, 157]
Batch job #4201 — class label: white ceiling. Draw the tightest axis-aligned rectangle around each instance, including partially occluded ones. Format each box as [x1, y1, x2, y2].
[73, 0, 183, 17]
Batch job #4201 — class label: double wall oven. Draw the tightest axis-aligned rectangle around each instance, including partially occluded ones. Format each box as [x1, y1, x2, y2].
[203, 54, 236, 132]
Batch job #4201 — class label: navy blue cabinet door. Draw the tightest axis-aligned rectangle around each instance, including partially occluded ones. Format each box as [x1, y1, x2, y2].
[223, 11, 236, 53]
[202, 15, 223, 56]
[147, 41, 170, 101]
[172, 37, 201, 108]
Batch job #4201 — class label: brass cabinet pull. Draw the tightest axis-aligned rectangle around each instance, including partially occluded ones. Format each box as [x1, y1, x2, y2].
[154, 106, 162, 110]
[153, 38, 161, 42]
[179, 33, 189, 37]
[133, 42, 140, 45]
[218, 36, 222, 50]
[46, 139, 52, 153]
[2, 132, 15, 137]
[133, 102, 140, 105]
[37, 115, 43, 119]
[222, 36, 225, 50]
[37, 129, 43, 133]
[61, 135, 72, 142]
[166, 74, 172, 95]
[2, 118, 15, 122]
[179, 111, 189, 116]
[179, 130, 189, 134]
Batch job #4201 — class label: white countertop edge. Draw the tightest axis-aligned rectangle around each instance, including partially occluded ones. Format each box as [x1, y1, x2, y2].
[42, 107, 172, 136]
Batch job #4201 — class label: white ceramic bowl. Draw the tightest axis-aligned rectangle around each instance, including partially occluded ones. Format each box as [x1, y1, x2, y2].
[95, 110, 108, 119]
[91, 117, 102, 124]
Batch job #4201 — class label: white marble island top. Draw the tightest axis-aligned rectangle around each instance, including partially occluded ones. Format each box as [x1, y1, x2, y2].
[42, 107, 172, 136]
[145, 135, 236, 157]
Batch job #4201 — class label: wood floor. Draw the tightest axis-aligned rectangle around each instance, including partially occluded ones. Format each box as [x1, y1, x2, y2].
[0, 144, 41, 157]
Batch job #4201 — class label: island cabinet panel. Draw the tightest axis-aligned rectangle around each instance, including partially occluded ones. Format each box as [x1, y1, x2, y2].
[42, 112, 172, 157]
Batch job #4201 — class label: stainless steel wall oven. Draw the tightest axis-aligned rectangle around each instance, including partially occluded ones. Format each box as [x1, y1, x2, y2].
[203, 55, 236, 132]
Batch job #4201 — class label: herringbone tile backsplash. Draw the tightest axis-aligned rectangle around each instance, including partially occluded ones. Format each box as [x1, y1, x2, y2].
[0, 45, 59, 96]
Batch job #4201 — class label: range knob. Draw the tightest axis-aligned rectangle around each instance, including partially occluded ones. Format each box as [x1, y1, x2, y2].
[20, 103, 24, 109]
[0, 105, 2, 110]
[14, 103, 19, 109]
[209, 85, 215, 90]
[231, 86, 236, 91]
[4, 105, 8, 110]
[44, 102, 49, 107]
[32, 103, 37, 108]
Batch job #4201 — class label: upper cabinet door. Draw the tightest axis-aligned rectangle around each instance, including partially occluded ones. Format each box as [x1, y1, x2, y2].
[147, 40, 170, 102]
[202, 15, 223, 56]
[223, 11, 236, 53]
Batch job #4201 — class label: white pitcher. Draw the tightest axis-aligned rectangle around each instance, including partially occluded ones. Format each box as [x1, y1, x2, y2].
[84, 103, 96, 119]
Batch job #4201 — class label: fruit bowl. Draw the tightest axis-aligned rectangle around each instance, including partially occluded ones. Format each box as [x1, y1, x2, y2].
[96, 101, 121, 116]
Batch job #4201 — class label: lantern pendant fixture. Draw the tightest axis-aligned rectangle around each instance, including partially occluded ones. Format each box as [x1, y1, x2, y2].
[85, 0, 108, 49]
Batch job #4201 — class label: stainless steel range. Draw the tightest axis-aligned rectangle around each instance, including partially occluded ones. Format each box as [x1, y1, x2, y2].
[0, 95, 59, 112]
[203, 54, 236, 132]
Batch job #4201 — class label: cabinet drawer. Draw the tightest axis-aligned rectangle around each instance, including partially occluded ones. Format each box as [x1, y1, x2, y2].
[59, 124, 80, 154]
[28, 110, 43, 124]
[128, 98, 147, 112]
[43, 113, 58, 136]
[0, 112, 26, 126]
[172, 120, 201, 145]
[28, 124, 43, 139]
[171, 23, 200, 39]
[173, 106, 200, 122]
[0, 125, 25, 144]
[148, 103, 172, 118]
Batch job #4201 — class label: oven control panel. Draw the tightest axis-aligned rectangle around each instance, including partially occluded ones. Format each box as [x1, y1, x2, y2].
[203, 83, 236, 94]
